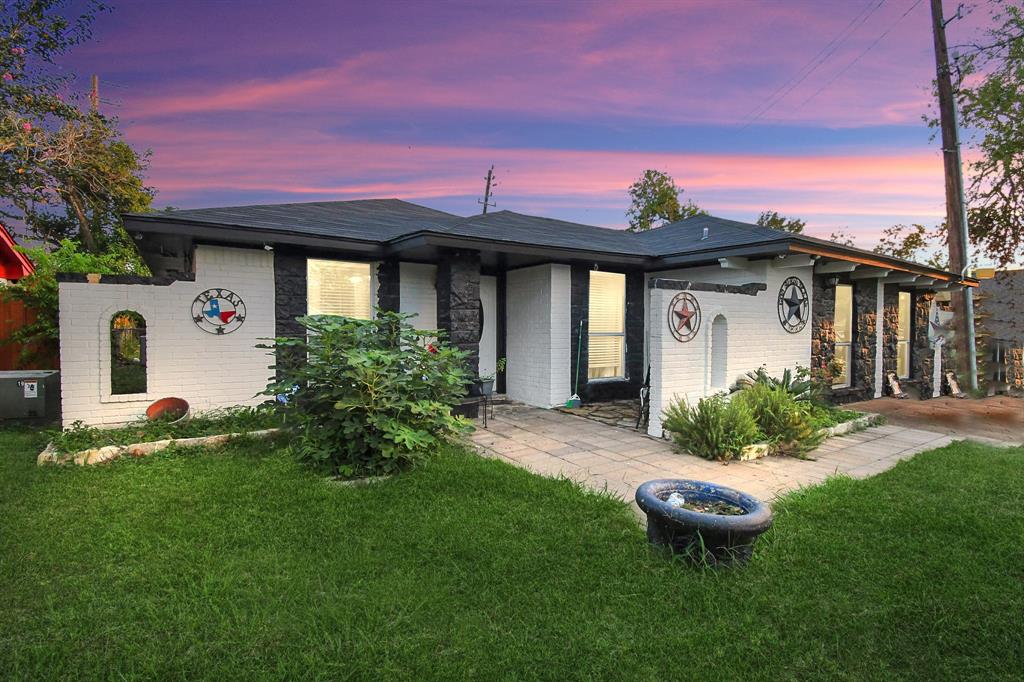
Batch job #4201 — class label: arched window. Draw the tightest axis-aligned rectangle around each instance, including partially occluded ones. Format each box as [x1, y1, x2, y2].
[110, 311, 147, 394]
[710, 315, 728, 390]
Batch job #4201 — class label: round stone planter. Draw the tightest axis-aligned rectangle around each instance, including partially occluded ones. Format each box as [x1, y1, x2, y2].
[635, 479, 773, 566]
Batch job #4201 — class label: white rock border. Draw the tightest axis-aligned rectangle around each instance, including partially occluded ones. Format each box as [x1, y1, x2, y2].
[37, 428, 280, 466]
[726, 411, 882, 462]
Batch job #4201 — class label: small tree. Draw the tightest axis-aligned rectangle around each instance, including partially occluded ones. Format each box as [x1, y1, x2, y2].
[827, 229, 856, 247]
[756, 210, 806, 234]
[625, 169, 706, 232]
[874, 223, 949, 269]
[265, 313, 473, 478]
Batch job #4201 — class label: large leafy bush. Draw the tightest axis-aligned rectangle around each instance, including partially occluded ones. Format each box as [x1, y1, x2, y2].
[265, 312, 472, 478]
[661, 395, 760, 461]
[735, 365, 814, 401]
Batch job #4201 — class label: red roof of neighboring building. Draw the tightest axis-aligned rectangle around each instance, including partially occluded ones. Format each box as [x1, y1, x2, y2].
[0, 223, 35, 281]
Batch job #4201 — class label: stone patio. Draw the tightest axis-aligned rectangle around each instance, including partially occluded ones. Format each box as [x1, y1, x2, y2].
[469, 402, 962, 507]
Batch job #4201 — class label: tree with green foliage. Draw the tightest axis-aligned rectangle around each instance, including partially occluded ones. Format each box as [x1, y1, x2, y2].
[625, 169, 706, 232]
[874, 223, 949, 269]
[827, 229, 856, 247]
[946, 1, 1024, 266]
[1, 0, 152, 252]
[0, 239, 138, 365]
[756, 210, 806, 233]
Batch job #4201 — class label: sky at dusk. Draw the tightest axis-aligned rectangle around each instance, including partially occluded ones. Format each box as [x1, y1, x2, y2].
[66, 0, 991, 247]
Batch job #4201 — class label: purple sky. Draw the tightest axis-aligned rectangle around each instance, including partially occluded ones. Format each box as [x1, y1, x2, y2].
[69, 0, 989, 247]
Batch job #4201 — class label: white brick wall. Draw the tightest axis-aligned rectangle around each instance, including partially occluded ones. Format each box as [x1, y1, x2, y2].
[647, 263, 813, 437]
[399, 263, 437, 330]
[58, 245, 276, 427]
[505, 264, 571, 407]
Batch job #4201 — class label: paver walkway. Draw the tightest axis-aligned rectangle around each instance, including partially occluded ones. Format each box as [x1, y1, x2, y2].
[470, 403, 961, 506]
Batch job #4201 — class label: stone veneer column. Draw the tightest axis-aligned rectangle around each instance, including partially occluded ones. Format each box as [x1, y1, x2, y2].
[376, 259, 400, 313]
[436, 250, 481, 376]
[852, 279, 878, 400]
[273, 249, 308, 379]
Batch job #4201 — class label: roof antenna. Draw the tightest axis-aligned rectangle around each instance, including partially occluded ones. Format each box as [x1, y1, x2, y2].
[478, 165, 497, 214]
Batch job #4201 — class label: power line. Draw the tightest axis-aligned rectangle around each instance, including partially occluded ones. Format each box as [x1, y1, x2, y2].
[741, 0, 887, 128]
[800, 0, 925, 107]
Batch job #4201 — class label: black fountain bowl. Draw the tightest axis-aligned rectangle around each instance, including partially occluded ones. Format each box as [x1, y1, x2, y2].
[635, 479, 773, 566]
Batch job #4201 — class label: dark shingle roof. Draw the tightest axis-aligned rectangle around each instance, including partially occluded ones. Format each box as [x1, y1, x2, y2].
[430, 210, 647, 255]
[635, 214, 794, 255]
[134, 199, 461, 242]
[126, 198, 966, 279]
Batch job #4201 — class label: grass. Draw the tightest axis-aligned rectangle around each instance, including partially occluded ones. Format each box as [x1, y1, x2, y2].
[2, 429, 1022, 680]
[807, 402, 864, 430]
[50, 405, 282, 455]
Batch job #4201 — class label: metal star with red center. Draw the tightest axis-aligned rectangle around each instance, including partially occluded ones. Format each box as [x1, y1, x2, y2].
[674, 300, 697, 333]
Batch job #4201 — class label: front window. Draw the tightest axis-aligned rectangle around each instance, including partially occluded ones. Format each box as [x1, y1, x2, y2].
[307, 259, 372, 318]
[588, 271, 625, 379]
[832, 285, 852, 388]
[897, 291, 911, 378]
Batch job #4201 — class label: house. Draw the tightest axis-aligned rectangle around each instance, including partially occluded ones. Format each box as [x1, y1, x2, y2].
[56, 199, 976, 433]
[0, 224, 35, 284]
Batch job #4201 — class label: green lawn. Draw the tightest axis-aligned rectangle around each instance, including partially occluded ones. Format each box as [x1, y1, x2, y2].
[1, 428, 1022, 680]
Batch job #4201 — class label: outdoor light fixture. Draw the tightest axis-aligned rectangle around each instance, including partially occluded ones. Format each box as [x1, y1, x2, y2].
[263, 244, 274, 251]
[592, 263, 600, 271]
[826, 277, 840, 287]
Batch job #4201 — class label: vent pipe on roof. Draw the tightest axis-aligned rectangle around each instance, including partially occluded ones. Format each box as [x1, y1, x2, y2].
[701, 227, 709, 240]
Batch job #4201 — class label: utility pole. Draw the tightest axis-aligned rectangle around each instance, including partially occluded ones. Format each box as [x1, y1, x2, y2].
[90, 74, 99, 112]
[478, 165, 496, 214]
[930, 0, 978, 390]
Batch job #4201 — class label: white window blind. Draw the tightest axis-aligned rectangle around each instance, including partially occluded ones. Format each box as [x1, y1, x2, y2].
[307, 259, 372, 319]
[833, 284, 853, 388]
[897, 291, 911, 378]
[588, 271, 625, 379]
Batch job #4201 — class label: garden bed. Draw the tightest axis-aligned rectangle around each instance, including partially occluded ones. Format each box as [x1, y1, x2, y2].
[38, 406, 283, 466]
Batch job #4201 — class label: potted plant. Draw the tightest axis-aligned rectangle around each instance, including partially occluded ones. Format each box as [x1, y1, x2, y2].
[476, 358, 506, 397]
[635, 479, 773, 566]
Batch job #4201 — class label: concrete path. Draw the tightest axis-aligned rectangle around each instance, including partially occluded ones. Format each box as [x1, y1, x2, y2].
[470, 403, 963, 506]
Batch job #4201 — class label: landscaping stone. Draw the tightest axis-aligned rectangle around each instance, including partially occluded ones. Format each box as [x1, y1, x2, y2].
[38, 428, 280, 467]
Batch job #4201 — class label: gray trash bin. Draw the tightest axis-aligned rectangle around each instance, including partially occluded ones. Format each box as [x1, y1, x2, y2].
[0, 370, 60, 421]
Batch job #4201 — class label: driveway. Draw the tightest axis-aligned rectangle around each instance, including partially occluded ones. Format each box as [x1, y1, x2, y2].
[846, 396, 1023, 445]
[470, 403, 961, 505]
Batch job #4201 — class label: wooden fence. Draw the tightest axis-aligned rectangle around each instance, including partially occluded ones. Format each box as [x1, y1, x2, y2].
[0, 298, 59, 370]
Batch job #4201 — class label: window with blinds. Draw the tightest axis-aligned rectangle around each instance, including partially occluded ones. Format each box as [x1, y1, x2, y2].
[307, 259, 372, 318]
[588, 271, 625, 379]
[833, 284, 853, 388]
[897, 291, 911, 378]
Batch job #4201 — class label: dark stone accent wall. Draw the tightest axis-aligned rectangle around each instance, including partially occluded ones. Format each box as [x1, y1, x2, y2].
[810, 275, 836, 388]
[436, 250, 481, 377]
[273, 250, 308, 379]
[496, 271, 507, 394]
[648, 278, 766, 296]
[571, 268, 646, 402]
[376, 259, 400, 313]
[570, 265, 590, 396]
[879, 286, 900, 384]
[811, 275, 877, 404]
[851, 280, 878, 401]
[56, 272, 196, 285]
[913, 291, 936, 397]
[274, 250, 307, 339]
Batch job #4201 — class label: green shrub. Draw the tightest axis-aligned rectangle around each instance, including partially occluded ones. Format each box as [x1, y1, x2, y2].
[733, 383, 823, 457]
[264, 312, 472, 478]
[661, 395, 760, 461]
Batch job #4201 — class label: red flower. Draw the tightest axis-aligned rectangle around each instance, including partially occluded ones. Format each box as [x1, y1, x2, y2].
[2, 73, 12, 81]
[426, 343, 438, 354]
[21, 122, 31, 132]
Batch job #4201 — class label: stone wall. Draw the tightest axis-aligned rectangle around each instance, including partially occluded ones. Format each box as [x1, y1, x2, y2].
[810, 275, 836, 390]
[376, 259, 400, 313]
[879, 286, 899, 384]
[436, 251, 481, 378]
